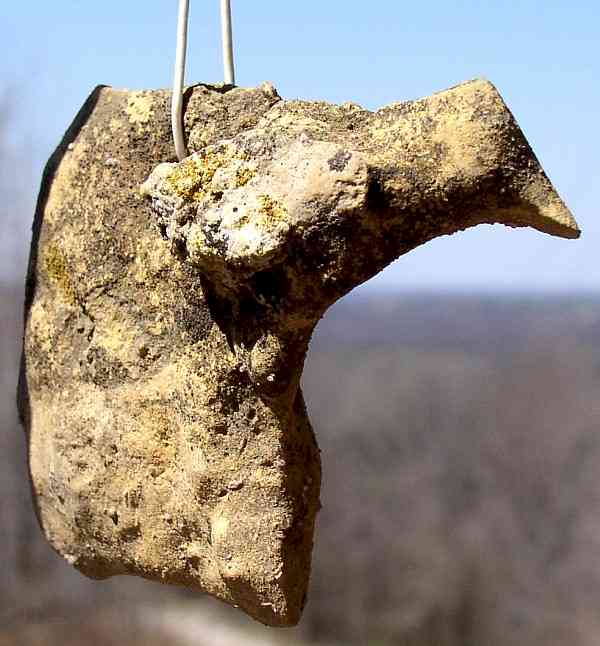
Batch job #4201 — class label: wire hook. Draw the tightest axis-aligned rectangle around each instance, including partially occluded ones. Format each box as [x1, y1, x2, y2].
[221, 0, 236, 86]
[172, 0, 236, 161]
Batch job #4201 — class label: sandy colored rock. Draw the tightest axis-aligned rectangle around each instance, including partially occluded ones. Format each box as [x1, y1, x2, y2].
[19, 79, 578, 626]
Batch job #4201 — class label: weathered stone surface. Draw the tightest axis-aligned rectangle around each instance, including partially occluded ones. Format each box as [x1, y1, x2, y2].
[19, 80, 579, 626]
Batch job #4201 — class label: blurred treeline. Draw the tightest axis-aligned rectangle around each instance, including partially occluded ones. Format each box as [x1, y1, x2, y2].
[305, 293, 600, 646]
[3, 91, 600, 645]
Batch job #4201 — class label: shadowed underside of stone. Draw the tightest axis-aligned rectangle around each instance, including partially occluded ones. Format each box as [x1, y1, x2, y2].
[18, 79, 579, 626]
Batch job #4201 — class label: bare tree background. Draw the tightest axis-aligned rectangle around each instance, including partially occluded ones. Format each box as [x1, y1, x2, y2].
[0, 89, 39, 619]
[303, 297, 600, 646]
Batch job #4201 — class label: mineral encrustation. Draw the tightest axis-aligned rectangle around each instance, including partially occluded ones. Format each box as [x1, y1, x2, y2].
[19, 79, 579, 626]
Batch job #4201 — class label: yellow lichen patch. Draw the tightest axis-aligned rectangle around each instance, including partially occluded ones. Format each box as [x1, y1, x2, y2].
[235, 166, 255, 187]
[257, 195, 288, 230]
[126, 93, 154, 130]
[132, 237, 174, 284]
[43, 245, 77, 304]
[166, 158, 206, 201]
[166, 149, 233, 203]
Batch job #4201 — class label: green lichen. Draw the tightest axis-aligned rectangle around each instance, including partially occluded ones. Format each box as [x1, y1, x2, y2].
[44, 245, 77, 304]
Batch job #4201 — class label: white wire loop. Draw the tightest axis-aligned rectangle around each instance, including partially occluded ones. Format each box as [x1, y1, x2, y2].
[172, 0, 236, 161]
[172, 0, 190, 162]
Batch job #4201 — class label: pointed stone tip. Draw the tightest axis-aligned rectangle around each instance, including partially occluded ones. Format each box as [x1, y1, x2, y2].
[440, 77, 497, 100]
[519, 174, 581, 240]
[536, 208, 581, 240]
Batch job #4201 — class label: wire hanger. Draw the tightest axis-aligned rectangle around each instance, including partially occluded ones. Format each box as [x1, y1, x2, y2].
[172, 0, 236, 161]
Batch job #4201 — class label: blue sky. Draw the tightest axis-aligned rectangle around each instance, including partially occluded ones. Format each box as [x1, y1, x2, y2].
[2, 1, 598, 291]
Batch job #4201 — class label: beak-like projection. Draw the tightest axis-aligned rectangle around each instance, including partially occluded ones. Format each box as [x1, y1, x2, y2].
[142, 79, 579, 320]
[19, 79, 579, 628]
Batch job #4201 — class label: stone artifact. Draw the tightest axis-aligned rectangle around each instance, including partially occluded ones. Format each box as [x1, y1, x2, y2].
[18, 79, 579, 626]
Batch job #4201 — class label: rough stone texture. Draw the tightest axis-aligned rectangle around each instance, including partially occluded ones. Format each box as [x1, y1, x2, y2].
[18, 79, 579, 627]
